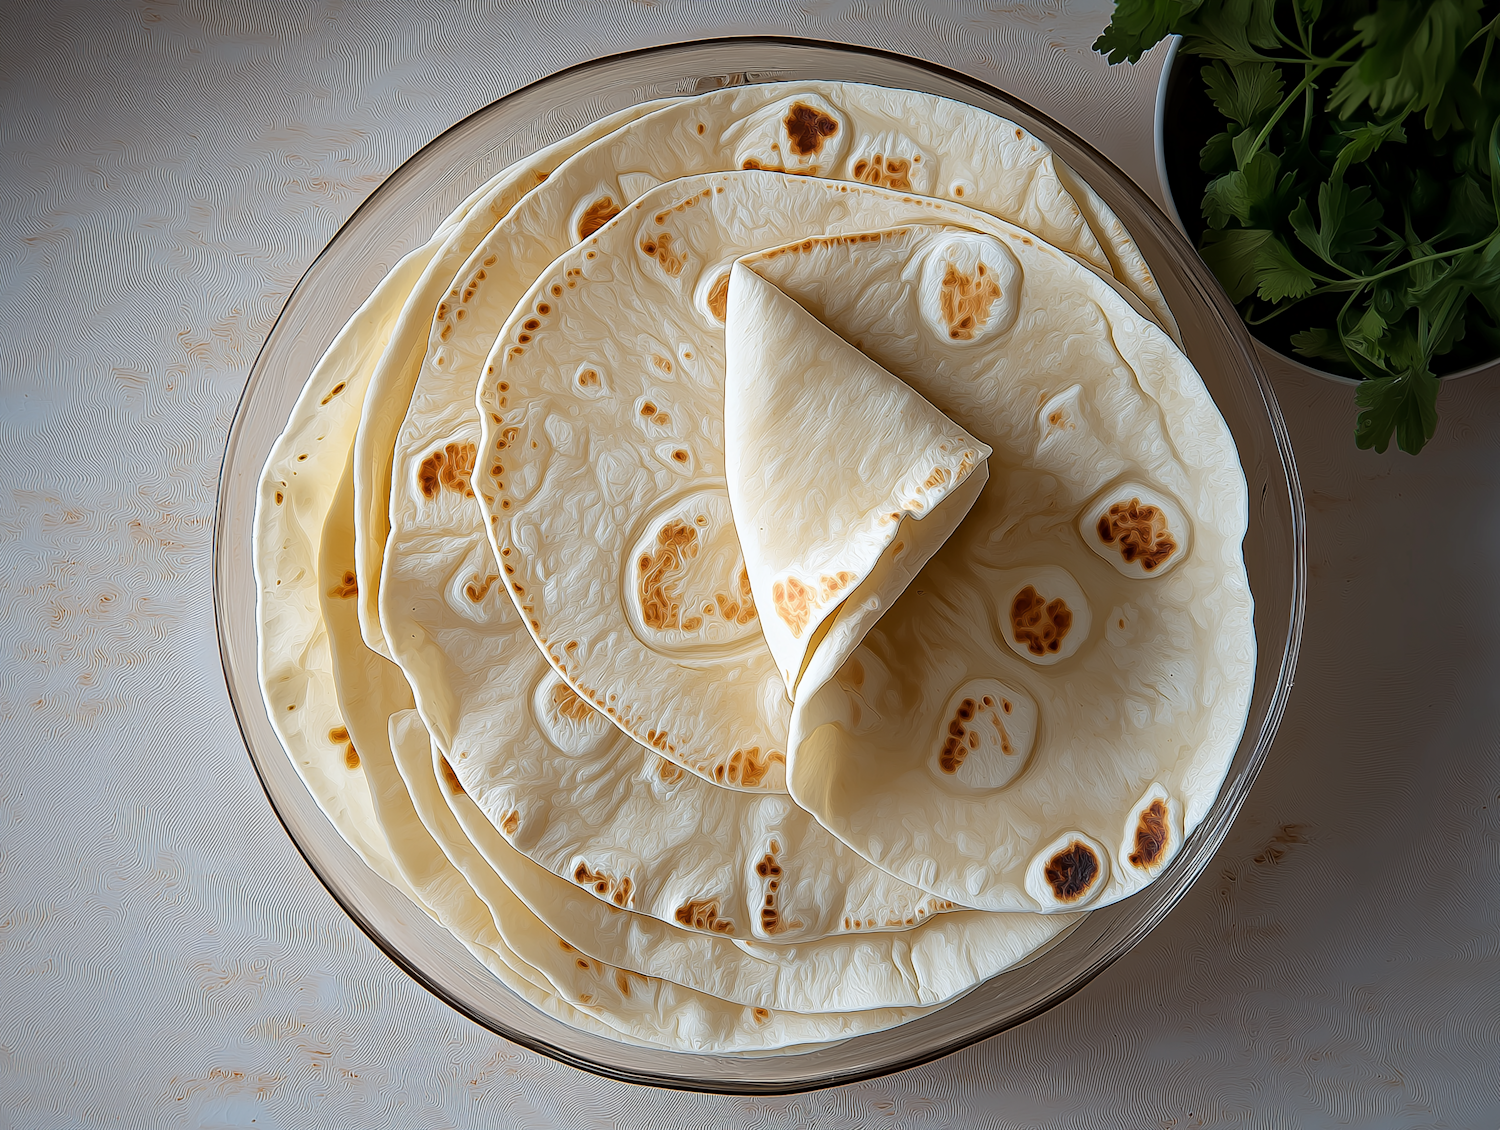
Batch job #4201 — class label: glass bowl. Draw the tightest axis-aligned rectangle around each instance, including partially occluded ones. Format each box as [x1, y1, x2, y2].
[215, 37, 1306, 1094]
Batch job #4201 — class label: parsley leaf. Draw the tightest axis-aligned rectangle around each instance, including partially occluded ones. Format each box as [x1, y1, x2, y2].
[1289, 175, 1384, 262]
[1203, 150, 1285, 227]
[1202, 60, 1286, 125]
[1201, 128, 1240, 172]
[1182, 0, 1282, 62]
[1446, 233, 1500, 318]
[1200, 227, 1319, 301]
[1328, 0, 1487, 136]
[1354, 367, 1441, 452]
[1290, 326, 1352, 361]
[1328, 117, 1409, 179]
[1093, 0, 1206, 63]
[1343, 304, 1391, 364]
[1442, 174, 1494, 241]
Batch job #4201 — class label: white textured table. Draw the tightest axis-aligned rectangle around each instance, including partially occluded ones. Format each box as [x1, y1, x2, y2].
[2, 3, 1497, 1126]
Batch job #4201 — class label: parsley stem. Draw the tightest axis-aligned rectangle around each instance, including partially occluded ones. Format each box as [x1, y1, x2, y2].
[1245, 302, 1299, 325]
[1470, 14, 1499, 92]
[1285, 0, 1314, 140]
[1239, 33, 1365, 168]
[1250, 54, 1355, 66]
[1358, 235, 1494, 284]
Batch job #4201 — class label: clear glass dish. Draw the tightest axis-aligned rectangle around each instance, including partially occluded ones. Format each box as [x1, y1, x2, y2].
[215, 37, 1306, 1094]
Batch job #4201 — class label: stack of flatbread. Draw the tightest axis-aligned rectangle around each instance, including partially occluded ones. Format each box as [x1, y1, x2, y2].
[254, 82, 1254, 1055]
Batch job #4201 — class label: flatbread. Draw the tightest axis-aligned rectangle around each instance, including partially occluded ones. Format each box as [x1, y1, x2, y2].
[724, 263, 991, 697]
[255, 225, 455, 902]
[252, 226, 690, 1046]
[353, 99, 682, 659]
[385, 713, 925, 1053]
[419, 726, 1076, 1011]
[318, 454, 651, 1039]
[732, 225, 1255, 913]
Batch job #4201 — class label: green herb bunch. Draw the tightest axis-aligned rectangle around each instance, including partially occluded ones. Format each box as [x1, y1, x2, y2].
[1096, 0, 1500, 453]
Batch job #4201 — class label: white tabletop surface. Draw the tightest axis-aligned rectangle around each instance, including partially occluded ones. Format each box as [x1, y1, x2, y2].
[3, 2, 1498, 1127]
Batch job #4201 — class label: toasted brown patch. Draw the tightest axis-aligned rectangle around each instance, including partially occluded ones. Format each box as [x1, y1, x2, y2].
[328, 726, 359, 770]
[851, 153, 912, 190]
[922, 465, 951, 490]
[577, 195, 620, 239]
[1097, 498, 1177, 571]
[1011, 585, 1073, 657]
[754, 844, 801, 935]
[657, 758, 684, 784]
[817, 571, 856, 603]
[576, 368, 600, 389]
[465, 573, 499, 602]
[639, 231, 685, 276]
[938, 696, 1012, 774]
[706, 271, 731, 322]
[752, 1007, 770, 1023]
[319, 380, 347, 405]
[417, 441, 477, 500]
[714, 747, 786, 788]
[500, 810, 519, 836]
[327, 570, 358, 599]
[573, 862, 635, 908]
[939, 261, 1002, 341]
[771, 575, 814, 638]
[1045, 841, 1100, 902]
[675, 897, 736, 934]
[637, 519, 699, 631]
[439, 757, 466, 797]
[784, 102, 839, 156]
[1129, 799, 1170, 868]
[550, 681, 592, 724]
[712, 566, 758, 626]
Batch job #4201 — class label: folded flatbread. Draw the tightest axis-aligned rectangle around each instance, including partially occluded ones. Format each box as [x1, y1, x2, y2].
[724, 262, 991, 698]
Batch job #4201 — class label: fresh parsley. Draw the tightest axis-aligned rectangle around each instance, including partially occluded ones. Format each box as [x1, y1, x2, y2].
[1096, 0, 1500, 453]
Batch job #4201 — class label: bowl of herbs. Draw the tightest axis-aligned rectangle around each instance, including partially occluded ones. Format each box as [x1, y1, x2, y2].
[1097, 0, 1500, 454]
